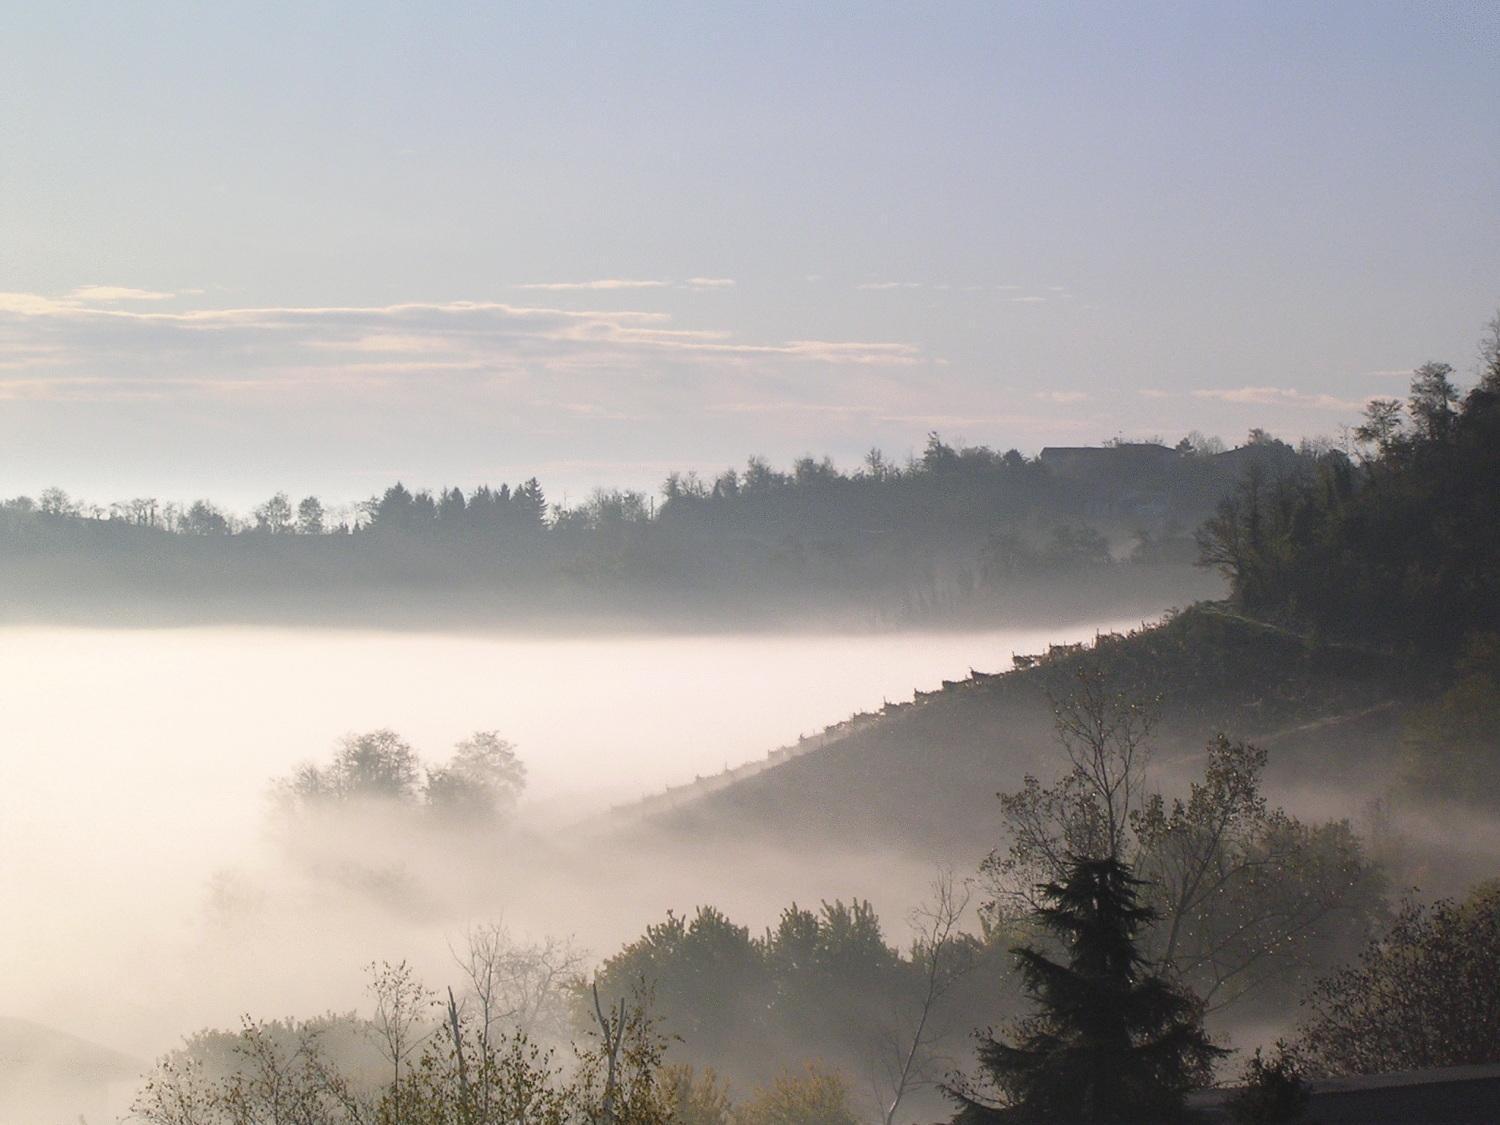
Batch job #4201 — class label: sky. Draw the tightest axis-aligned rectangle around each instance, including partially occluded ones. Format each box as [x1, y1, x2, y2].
[2, 1, 1497, 510]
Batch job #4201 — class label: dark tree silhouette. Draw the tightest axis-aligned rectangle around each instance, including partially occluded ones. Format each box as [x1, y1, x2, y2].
[1291, 882, 1500, 1076]
[949, 856, 1222, 1124]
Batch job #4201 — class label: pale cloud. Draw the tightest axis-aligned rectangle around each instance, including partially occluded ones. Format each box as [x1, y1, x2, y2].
[0, 296, 670, 328]
[857, 281, 924, 291]
[0, 285, 176, 316]
[0, 292, 73, 315]
[540, 317, 923, 366]
[1138, 388, 1173, 399]
[306, 333, 461, 354]
[0, 290, 930, 403]
[1191, 386, 1367, 411]
[783, 340, 923, 366]
[1033, 390, 1091, 404]
[515, 279, 671, 291]
[69, 285, 175, 302]
[284, 360, 491, 376]
[515, 277, 736, 292]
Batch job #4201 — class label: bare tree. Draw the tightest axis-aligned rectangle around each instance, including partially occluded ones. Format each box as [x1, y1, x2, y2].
[1048, 664, 1158, 860]
[878, 870, 975, 1125]
[1480, 309, 1500, 391]
[367, 959, 433, 1119]
[986, 664, 1158, 913]
[453, 923, 587, 1045]
[447, 923, 585, 1121]
[592, 982, 629, 1125]
[984, 671, 1384, 1012]
[1131, 737, 1380, 1009]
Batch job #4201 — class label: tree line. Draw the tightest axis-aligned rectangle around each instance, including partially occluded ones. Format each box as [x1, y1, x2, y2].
[1197, 314, 1500, 808]
[151, 649, 1498, 1122]
[1197, 316, 1500, 657]
[0, 431, 1303, 626]
[6, 430, 1303, 543]
[130, 664, 1500, 1123]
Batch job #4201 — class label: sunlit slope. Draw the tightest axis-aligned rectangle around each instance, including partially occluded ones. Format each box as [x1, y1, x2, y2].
[632, 606, 1407, 860]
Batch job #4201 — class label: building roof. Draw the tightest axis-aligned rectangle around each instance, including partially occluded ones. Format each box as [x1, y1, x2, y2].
[1188, 1062, 1500, 1124]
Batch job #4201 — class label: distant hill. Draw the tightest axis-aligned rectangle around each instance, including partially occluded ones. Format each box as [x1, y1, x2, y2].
[0, 434, 1295, 629]
[0, 1016, 141, 1124]
[628, 354, 1500, 855]
[619, 605, 1408, 863]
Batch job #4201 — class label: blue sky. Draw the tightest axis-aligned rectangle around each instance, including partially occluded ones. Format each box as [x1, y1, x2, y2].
[2, 2, 1497, 508]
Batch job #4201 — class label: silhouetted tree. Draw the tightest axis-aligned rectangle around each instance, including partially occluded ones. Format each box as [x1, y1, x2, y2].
[515, 477, 548, 526]
[183, 499, 230, 535]
[1291, 882, 1500, 1076]
[253, 491, 294, 534]
[426, 731, 528, 821]
[1408, 361, 1460, 443]
[986, 670, 1385, 1012]
[288, 728, 423, 805]
[295, 494, 326, 534]
[1480, 312, 1500, 392]
[949, 856, 1221, 1124]
[37, 487, 74, 516]
[1197, 316, 1500, 654]
[1226, 1048, 1310, 1125]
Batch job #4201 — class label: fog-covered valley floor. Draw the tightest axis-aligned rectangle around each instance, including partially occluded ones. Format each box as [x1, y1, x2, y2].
[0, 616, 1155, 1069]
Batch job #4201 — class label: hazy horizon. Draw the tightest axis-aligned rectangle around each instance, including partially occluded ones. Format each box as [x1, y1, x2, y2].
[5, 6, 1500, 1122]
[4, 3, 1497, 507]
[0, 616, 1144, 1054]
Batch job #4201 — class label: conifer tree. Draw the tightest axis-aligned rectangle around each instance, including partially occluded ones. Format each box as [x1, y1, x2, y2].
[950, 856, 1222, 1123]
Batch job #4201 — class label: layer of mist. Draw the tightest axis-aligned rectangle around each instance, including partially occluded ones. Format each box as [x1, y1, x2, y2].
[0, 617, 1152, 1086]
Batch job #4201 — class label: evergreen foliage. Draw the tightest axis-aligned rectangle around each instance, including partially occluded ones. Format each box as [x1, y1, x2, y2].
[950, 856, 1222, 1124]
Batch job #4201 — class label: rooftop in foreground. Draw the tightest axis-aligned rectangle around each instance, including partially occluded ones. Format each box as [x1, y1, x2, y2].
[1188, 1062, 1500, 1124]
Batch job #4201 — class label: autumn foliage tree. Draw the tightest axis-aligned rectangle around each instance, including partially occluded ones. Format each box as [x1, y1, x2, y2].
[1291, 882, 1500, 1076]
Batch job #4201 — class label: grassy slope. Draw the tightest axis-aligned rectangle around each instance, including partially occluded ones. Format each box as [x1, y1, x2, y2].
[635, 604, 1408, 864]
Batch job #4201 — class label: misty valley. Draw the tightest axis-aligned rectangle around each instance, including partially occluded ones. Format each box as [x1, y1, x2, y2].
[6, 338, 1500, 1124]
[6, 7, 1500, 1122]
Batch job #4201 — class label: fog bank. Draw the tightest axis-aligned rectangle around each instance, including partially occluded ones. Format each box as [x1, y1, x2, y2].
[0, 616, 1150, 1062]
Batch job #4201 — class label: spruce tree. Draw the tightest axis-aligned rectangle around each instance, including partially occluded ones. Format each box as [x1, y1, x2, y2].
[950, 856, 1222, 1123]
